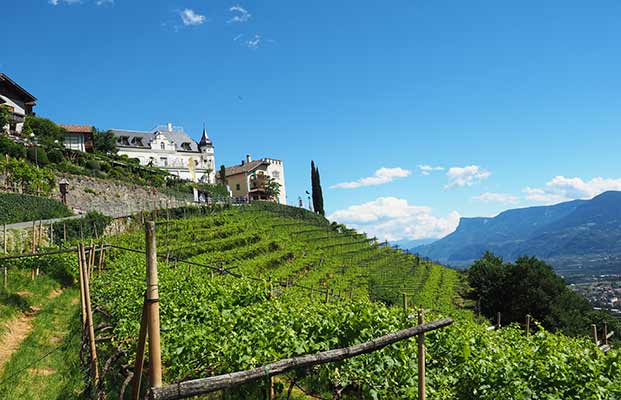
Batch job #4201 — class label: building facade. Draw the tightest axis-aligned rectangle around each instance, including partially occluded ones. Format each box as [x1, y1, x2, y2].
[110, 123, 216, 183]
[223, 155, 286, 204]
[0, 73, 37, 135]
[60, 125, 94, 152]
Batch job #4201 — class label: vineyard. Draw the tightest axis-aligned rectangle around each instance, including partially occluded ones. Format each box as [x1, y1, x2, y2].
[0, 202, 620, 399]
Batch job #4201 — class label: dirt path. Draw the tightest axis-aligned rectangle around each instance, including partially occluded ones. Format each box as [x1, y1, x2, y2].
[0, 313, 35, 372]
[0, 288, 64, 373]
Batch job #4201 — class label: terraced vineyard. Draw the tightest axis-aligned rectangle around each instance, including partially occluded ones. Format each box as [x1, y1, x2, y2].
[88, 203, 620, 399]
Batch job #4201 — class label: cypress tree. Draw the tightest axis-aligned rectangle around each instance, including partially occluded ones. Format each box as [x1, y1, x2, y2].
[311, 160, 325, 216]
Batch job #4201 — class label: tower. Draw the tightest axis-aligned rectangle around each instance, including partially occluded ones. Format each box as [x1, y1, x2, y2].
[198, 124, 216, 183]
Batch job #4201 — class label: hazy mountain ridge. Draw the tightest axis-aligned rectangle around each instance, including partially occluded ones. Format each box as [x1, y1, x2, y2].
[414, 191, 621, 273]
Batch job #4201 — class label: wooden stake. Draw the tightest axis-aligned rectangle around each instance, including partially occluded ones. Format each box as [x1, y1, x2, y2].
[3, 224, 7, 254]
[418, 308, 426, 400]
[526, 314, 531, 336]
[325, 287, 330, 303]
[50, 222, 54, 246]
[592, 324, 599, 345]
[78, 244, 87, 328]
[145, 221, 163, 388]
[82, 247, 99, 382]
[98, 242, 105, 271]
[63, 223, 67, 242]
[131, 295, 150, 400]
[88, 241, 95, 279]
[604, 322, 609, 346]
[402, 293, 408, 317]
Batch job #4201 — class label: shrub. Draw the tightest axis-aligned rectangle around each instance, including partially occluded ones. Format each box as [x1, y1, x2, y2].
[26, 146, 49, 166]
[47, 148, 65, 164]
[86, 160, 100, 171]
[0, 136, 26, 159]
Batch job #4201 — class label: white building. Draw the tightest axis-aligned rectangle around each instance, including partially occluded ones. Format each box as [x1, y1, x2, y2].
[0, 73, 36, 135]
[222, 154, 287, 204]
[110, 123, 216, 183]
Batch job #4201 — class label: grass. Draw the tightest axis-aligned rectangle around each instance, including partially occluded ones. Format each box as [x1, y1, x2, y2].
[0, 288, 84, 400]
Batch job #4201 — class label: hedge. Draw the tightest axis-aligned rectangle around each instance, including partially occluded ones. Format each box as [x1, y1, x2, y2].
[0, 192, 73, 225]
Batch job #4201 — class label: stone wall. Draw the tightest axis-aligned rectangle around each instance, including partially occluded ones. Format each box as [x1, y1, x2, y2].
[52, 174, 191, 217]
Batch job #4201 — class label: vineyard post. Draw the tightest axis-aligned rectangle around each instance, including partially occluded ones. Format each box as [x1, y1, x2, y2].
[50, 222, 54, 245]
[89, 241, 96, 279]
[526, 314, 531, 336]
[63, 223, 67, 242]
[402, 293, 408, 317]
[39, 219, 43, 248]
[81, 244, 100, 383]
[418, 308, 426, 400]
[93, 222, 98, 239]
[98, 242, 105, 272]
[325, 286, 330, 303]
[131, 295, 150, 400]
[592, 324, 598, 345]
[3, 224, 6, 254]
[496, 312, 501, 330]
[145, 221, 163, 389]
[31, 221, 36, 280]
[77, 244, 87, 326]
[604, 322, 609, 346]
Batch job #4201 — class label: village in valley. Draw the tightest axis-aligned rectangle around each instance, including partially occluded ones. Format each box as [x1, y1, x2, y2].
[0, 72, 287, 207]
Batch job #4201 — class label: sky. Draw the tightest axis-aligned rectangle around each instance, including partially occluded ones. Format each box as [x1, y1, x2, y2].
[3, 1, 621, 241]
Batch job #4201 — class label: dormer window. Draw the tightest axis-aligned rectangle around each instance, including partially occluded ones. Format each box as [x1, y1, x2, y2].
[181, 142, 192, 151]
[131, 137, 144, 146]
[118, 136, 130, 145]
[160, 142, 165, 150]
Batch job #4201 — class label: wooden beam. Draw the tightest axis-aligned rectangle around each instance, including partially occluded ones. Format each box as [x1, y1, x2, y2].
[150, 318, 453, 400]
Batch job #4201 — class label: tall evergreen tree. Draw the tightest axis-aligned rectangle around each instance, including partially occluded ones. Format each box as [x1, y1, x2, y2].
[311, 160, 325, 216]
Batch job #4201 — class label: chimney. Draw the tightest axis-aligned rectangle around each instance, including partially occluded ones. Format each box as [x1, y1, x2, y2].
[246, 154, 252, 163]
[241, 160, 245, 166]
[167, 123, 173, 132]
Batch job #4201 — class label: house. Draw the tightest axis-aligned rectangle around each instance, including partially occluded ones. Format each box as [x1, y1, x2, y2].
[222, 155, 286, 204]
[0, 73, 37, 135]
[110, 123, 216, 183]
[59, 125, 94, 152]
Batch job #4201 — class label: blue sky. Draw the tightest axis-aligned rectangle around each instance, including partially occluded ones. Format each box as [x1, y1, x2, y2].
[3, 1, 621, 241]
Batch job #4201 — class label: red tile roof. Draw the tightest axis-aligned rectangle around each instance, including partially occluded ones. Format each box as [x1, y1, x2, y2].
[224, 159, 269, 176]
[60, 125, 93, 134]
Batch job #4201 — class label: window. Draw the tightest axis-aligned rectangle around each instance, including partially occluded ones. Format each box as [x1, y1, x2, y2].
[181, 142, 192, 151]
[236, 183, 241, 191]
[160, 157, 168, 167]
[160, 142, 165, 150]
[272, 171, 280, 179]
[131, 137, 144, 146]
[119, 136, 130, 145]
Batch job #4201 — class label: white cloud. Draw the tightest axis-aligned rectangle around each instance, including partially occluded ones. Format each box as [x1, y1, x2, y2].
[524, 176, 621, 204]
[331, 167, 412, 189]
[328, 197, 460, 241]
[228, 5, 251, 23]
[472, 192, 519, 204]
[49, 0, 82, 5]
[180, 9, 206, 26]
[96, 0, 113, 5]
[418, 165, 444, 176]
[246, 34, 262, 49]
[445, 165, 491, 189]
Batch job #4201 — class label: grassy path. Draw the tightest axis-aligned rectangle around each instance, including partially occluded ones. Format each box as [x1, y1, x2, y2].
[0, 287, 84, 400]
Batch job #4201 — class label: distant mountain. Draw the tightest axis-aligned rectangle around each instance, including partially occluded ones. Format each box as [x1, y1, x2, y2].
[415, 191, 621, 274]
[390, 238, 437, 250]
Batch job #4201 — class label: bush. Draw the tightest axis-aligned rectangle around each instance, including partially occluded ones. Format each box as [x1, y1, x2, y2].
[0, 157, 56, 194]
[0, 136, 26, 159]
[52, 211, 112, 244]
[47, 148, 65, 164]
[0, 192, 72, 224]
[26, 146, 49, 166]
[86, 160, 100, 171]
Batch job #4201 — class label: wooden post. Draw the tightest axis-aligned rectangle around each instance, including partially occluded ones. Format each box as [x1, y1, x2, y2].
[50, 222, 54, 246]
[31, 220, 36, 253]
[81, 245, 99, 382]
[417, 308, 426, 400]
[38, 220, 43, 247]
[131, 296, 150, 400]
[93, 222, 99, 239]
[496, 312, 501, 330]
[325, 287, 330, 303]
[592, 324, 598, 345]
[145, 221, 163, 388]
[63, 223, 67, 242]
[526, 314, 531, 336]
[604, 322, 609, 346]
[402, 293, 408, 317]
[77, 244, 87, 328]
[3, 224, 7, 254]
[98, 242, 105, 271]
[89, 241, 95, 278]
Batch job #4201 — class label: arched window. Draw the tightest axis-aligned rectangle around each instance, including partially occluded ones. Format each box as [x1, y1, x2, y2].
[160, 142, 165, 150]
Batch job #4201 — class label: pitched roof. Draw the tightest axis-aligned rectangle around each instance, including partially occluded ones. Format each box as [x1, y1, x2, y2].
[225, 159, 269, 176]
[60, 125, 93, 134]
[0, 73, 37, 103]
[109, 127, 201, 152]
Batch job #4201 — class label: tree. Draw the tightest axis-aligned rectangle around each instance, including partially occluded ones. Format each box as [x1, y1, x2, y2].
[22, 116, 65, 146]
[219, 165, 227, 185]
[311, 160, 325, 216]
[92, 128, 117, 154]
[263, 176, 281, 202]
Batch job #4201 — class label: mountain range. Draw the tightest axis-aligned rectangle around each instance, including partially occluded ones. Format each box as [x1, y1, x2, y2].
[414, 191, 621, 274]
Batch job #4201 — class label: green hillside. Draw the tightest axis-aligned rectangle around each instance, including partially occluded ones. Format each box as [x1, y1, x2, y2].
[86, 203, 620, 399]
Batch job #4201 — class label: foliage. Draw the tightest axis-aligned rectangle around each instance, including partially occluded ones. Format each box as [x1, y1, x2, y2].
[219, 164, 227, 185]
[26, 146, 49, 166]
[311, 160, 325, 216]
[0, 135, 27, 158]
[51, 211, 112, 245]
[0, 105, 11, 133]
[91, 128, 117, 155]
[22, 116, 65, 147]
[0, 157, 57, 194]
[467, 252, 621, 338]
[85, 160, 100, 171]
[262, 175, 281, 202]
[0, 192, 72, 225]
[47, 148, 65, 164]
